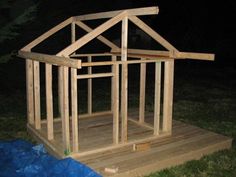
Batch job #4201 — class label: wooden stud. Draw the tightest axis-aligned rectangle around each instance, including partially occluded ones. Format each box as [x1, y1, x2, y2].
[163, 60, 174, 133]
[62, 66, 70, 151]
[46, 63, 54, 140]
[111, 55, 117, 112]
[88, 56, 92, 115]
[26, 59, 34, 125]
[113, 62, 119, 144]
[71, 21, 79, 152]
[71, 68, 79, 152]
[121, 16, 128, 143]
[139, 58, 146, 123]
[33, 61, 41, 130]
[75, 6, 159, 21]
[154, 62, 162, 135]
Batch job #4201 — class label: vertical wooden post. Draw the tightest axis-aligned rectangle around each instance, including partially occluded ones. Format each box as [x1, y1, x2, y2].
[71, 68, 79, 152]
[61, 66, 70, 151]
[121, 16, 128, 143]
[111, 55, 117, 112]
[113, 61, 119, 144]
[33, 61, 41, 130]
[26, 58, 35, 125]
[46, 64, 54, 140]
[88, 56, 92, 114]
[71, 21, 79, 152]
[163, 60, 174, 133]
[58, 67, 63, 119]
[139, 58, 146, 123]
[154, 62, 161, 135]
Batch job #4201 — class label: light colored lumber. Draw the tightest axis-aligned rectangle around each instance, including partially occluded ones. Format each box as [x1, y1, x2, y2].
[75, 21, 119, 51]
[121, 16, 128, 143]
[110, 49, 215, 61]
[58, 11, 127, 56]
[177, 52, 215, 61]
[113, 62, 119, 144]
[18, 51, 81, 69]
[163, 61, 174, 133]
[71, 68, 79, 152]
[26, 59, 34, 125]
[154, 62, 162, 135]
[46, 63, 54, 140]
[104, 167, 119, 174]
[77, 73, 114, 79]
[71, 21, 76, 43]
[33, 61, 41, 130]
[71, 53, 113, 57]
[71, 23, 79, 152]
[111, 55, 116, 112]
[110, 52, 173, 60]
[58, 67, 63, 123]
[128, 15, 179, 52]
[139, 58, 146, 123]
[87, 56, 92, 115]
[81, 59, 168, 67]
[75, 6, 159, 21]
[62, 66, 70, 151]
[111, 48, 170, 57]
[21, 17, 73, 51]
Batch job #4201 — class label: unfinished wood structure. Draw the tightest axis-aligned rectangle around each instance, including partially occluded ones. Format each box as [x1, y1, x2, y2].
[18, 6, 232, 176]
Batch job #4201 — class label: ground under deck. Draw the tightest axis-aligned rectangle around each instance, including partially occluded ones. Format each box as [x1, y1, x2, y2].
[28, 111, 232, 177]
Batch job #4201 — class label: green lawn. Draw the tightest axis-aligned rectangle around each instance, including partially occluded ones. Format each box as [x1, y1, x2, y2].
[0, 62, 236, 176]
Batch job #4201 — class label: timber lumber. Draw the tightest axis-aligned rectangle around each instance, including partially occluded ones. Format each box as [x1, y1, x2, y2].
[59, 11, 127, 56]
[18, 51, 81, 68]
[75, 6, 159, 21]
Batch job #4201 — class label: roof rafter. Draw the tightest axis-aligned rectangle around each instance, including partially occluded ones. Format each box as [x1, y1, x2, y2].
[22, 17, 73, 51]
[58, 11, 128, 56]
[128, 15, 179, 53]
[74, 20, 120, 51]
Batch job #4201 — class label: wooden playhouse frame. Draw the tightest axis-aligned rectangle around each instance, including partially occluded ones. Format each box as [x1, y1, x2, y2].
[18, 7, 232, 176]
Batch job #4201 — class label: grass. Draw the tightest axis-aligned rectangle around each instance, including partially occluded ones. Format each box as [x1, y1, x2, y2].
[0, 61, 236, 176]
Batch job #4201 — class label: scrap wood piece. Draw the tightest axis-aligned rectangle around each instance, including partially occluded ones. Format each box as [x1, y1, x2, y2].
[104, 166, 119, 174]
[133, 142, 151, 152]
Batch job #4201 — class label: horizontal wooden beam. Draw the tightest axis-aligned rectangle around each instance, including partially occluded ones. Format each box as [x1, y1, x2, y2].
[18, 51, 81, 69]
[110, 49, 215, 61]
[77, 73, 114, 79]
[71, 53, 113, 57]
[177, 52, 215, 61]
[75, 6, 159, 21]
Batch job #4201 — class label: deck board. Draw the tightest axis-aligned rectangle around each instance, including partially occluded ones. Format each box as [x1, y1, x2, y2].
[29, 111, 232, 176]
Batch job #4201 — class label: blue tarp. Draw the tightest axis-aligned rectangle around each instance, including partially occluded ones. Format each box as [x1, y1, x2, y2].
[0, 140, 102, 177]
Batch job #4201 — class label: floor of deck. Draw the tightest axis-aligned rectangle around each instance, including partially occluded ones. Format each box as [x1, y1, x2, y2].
[28, 111, 232, 177]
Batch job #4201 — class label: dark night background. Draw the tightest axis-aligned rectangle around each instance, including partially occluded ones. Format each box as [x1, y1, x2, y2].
[0, 0, 235, 113]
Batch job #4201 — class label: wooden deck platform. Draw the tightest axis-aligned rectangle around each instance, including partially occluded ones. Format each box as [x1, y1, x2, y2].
[28, 111, 232, 177]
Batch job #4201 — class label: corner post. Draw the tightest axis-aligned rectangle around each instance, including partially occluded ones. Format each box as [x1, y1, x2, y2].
[162, 60, 174, 133]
